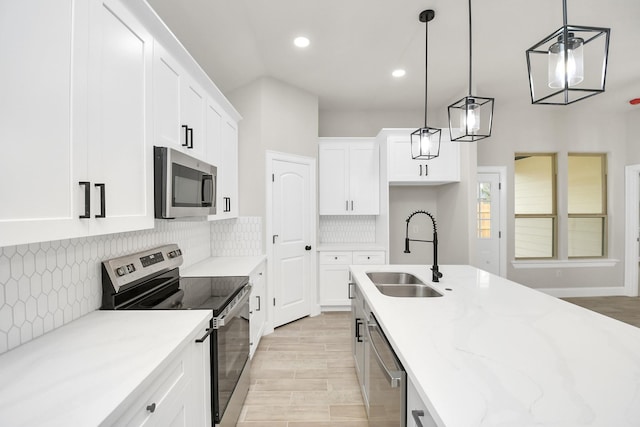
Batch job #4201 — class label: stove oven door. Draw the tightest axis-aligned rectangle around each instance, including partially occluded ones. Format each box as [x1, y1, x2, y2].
[213, 288, 251, 424]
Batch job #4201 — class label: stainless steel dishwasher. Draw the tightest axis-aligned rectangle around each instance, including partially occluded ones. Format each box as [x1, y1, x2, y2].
[366, 312, 406, 426]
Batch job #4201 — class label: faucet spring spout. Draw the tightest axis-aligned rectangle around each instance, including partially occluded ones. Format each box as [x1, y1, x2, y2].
[404, 210, 443, 282]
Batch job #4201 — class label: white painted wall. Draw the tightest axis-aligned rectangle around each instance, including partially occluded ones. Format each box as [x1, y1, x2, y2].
[477, 99, 627, 291]
[319, 100, 635, 293]
[228, 77, 319, 251]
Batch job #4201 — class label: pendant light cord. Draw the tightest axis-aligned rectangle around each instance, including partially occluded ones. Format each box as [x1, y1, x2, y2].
[424, 16, 429, 127]
[468, 0, 473, 96]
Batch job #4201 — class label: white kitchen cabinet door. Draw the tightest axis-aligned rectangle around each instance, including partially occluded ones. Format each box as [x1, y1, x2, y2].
[406, 377, 437, 427]
[153, 44, 182, 150]
[319, 139, 379, 215]
[0, 0, 90, 246]
[387, 131, 460, 185]
[153, 43, 207, 159]
[249, 261, 266, 358]
[87, 0, 154, 236]
[180, 77, 206, 159]
[204, 100, 223, 168]
[319, 143, 350, 214]
[318, 251, 353, 307]
[319, 264, 352, 307]
[112, 321, 212, 427]
[319, 251, 386, 308]
[217, 120, 239, 219]
[348, 143, 379, 214]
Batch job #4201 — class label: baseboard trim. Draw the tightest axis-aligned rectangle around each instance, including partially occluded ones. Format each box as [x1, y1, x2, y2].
[536, 286, 628, 298]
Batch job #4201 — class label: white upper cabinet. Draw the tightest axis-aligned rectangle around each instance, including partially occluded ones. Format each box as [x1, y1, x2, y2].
[153, 44, 206, 159]
[216, 121, 239, 219]
[385, 129, 460, 185]
[319, 139, 380, 215]
[0, 0, 154, 247]
[0, 0, 241, 246]
[0, 0, 89, 246]
[87, 0, 154, 236]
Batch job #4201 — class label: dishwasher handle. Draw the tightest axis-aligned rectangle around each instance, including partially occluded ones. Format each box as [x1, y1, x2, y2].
[367, 320, 403, 388]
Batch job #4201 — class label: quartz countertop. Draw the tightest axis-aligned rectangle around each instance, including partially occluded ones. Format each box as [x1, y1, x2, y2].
[350, 264, 640, 427]
[182, 255, 266, 277]
[0, 310, 212, 427]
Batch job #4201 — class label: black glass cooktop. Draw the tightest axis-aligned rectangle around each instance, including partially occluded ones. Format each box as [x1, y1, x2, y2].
[180, 276, 249, 315]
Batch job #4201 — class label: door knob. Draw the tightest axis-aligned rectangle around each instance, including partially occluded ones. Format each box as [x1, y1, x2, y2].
[305, 245, 312, 251]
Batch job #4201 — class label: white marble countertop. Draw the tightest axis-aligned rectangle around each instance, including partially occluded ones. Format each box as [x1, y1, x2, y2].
[0, 310, 212, 427]
[317, 243, 386, 252]
[350, 264, 640, 427]
[182, 255, 266, 277]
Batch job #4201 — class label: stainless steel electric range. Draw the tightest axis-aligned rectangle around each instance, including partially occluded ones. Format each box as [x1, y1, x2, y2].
[100, 244, 251, 427]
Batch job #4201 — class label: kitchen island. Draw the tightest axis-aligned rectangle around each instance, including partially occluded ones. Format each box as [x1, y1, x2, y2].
[350, 264, 640, 427]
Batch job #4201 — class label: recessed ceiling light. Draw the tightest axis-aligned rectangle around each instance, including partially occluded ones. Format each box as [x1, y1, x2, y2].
[392, 69, 406, 78]
[294, 36, 310, 48]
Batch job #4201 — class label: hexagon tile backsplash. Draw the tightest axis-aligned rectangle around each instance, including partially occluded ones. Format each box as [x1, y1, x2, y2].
[0, 216, 262, 355]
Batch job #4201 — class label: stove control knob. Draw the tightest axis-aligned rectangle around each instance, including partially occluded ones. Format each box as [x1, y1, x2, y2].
[167, 251, 175, 258]
[116, 267, 126, 276]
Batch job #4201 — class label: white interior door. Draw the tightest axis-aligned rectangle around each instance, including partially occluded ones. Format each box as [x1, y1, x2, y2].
[476, 172, 501, 275]
[271, 157, 314, 327]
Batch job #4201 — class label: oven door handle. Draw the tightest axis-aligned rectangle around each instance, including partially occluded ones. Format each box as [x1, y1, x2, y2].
[212, 284, 251, 329]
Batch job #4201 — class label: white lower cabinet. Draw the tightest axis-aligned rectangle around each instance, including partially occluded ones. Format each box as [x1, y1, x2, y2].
[319, 251, 385, 308]
[407, 377, 437, 427]
[249, 261, 267, 358]
[112, 322, 212, 427]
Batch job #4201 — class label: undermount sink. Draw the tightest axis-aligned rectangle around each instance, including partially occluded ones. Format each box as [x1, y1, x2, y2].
[366, 272, 443, 298]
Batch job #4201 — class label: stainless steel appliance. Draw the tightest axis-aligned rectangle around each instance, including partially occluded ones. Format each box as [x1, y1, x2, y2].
[154, 146, 217, 219]
[366, 312, 406, 426]
[101, 244, 250, 427]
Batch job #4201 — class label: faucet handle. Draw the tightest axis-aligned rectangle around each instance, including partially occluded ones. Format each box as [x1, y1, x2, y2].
[404, 238, 411, 253]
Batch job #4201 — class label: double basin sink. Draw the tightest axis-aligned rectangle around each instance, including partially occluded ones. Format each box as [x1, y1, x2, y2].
[366, 272, 443, 298]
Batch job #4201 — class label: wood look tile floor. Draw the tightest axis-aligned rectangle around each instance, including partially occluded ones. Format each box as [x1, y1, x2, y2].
[237, 297, 640, 426]
[562, 296, 640, 328]
[237, 312, 368, 427]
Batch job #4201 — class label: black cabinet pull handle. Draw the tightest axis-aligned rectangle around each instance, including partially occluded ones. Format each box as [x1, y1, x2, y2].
[351, 200, 353, 211]
[256, 296, 261, 312]
[224, 197, 231, 212]
[195, 328, 215, 343]
[181, 125, 189, 147]
[95, 183, 106, 218]
[305, 245, 312, 251]
[355, 318, 363, 342]
[425, 164, 428, 176]
[187, 127, 193, 149]
[146, 403, 156, 413]
[79, 182, 90, 219]
[419, 164, 423, 176]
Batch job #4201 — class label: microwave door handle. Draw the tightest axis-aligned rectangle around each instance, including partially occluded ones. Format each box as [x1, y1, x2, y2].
[202, 174, 213, 205]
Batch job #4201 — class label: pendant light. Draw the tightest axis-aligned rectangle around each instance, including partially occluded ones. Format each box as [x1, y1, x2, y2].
[525, 0, 610, 105]
[447, 0, 494, 142]
[411, 9, 440, 160]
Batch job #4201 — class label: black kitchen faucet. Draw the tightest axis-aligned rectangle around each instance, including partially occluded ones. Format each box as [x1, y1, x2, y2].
[404, 210, 443, 282]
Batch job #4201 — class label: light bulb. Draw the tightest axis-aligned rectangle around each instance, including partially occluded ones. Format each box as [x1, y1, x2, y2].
[460, 100, 480, 133]
[548, 33, 584, 89]
[419, 129, 439, 157]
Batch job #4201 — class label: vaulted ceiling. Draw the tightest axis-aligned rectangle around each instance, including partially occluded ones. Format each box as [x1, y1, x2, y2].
[147, 0, 640, 114]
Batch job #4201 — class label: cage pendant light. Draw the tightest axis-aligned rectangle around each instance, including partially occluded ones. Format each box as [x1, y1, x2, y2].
[411, 9, 441, 160]
[525, 0, 610, 105]
[447, 0, 494, 142]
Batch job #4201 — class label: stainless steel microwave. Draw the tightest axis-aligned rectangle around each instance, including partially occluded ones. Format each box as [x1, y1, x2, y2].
[154, 146, 216, 218]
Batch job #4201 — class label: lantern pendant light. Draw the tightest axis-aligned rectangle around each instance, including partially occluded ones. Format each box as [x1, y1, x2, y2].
[447, 0, 494, 142]
[525, 0, 610, 105]
[411, 9, 440, 160]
